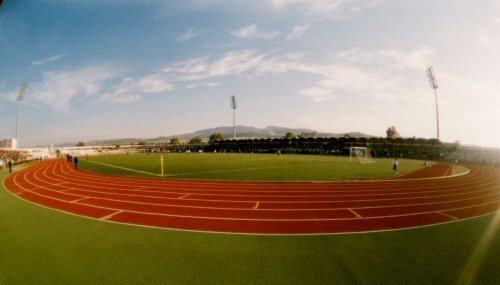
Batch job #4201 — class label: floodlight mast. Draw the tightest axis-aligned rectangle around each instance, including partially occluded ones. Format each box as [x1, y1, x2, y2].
[15, 83, 28, 149]
[230, 95, 237, 139]
[426, 66, 440, 141]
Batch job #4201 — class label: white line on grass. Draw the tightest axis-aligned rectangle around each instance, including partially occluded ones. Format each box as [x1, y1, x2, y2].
[164, 165, 298, 177]
[87, 160, 162, 177]
[87, 160, 299, 178]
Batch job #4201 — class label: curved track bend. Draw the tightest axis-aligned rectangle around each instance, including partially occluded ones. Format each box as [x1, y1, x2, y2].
[4, 159, 499, 234]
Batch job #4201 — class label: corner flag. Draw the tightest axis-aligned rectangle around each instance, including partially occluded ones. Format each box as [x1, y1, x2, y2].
[160, 155, 164, 176]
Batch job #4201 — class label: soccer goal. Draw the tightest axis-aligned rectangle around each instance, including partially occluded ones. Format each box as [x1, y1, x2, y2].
[350, 147, 376, 164]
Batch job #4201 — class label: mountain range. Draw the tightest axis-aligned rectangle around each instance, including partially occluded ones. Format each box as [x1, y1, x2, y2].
[63, 126, 375, 146]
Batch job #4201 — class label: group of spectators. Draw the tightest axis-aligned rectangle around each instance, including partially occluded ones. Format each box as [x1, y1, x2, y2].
[0, 150, 25, 173]
[0, 157, 14, 172]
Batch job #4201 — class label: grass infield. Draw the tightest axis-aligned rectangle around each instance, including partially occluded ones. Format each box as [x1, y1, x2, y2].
[78, 153, 426, 181]
[1, 162, 499, 284]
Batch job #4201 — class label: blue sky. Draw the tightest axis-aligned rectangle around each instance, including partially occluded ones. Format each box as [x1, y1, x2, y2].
[1, 0, 499, 147]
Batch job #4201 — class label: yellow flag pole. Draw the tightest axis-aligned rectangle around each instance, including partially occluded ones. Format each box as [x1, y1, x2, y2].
[160, 155, 164, 177]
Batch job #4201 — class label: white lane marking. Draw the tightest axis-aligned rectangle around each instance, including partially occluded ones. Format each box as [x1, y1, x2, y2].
[71, 197, 89, 203]
[47, 165, 489, 196]
[3, 165, 499, 236]
[8, 168, 500, 221]
[34, 162, 499, 205]
[34, 184, 500, 211]
[253, 201, 259, 209]
[437, 211, 458, 220]
[348, 208, 362, 218]
[15, 160, 500, 213]
[178, 194, 190, 199]
[99, 210, 125, 220]
[61, 185, 500, 203]
[86, 160, 162, 177]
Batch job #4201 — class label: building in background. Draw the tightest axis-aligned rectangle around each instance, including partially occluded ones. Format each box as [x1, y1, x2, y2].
[1, 138, 18, 149]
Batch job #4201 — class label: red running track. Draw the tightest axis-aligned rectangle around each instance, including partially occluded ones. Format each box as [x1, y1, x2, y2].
[3, 159, 500, 234]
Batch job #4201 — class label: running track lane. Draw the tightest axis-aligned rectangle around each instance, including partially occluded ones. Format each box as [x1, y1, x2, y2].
[3, 159, 499, 234]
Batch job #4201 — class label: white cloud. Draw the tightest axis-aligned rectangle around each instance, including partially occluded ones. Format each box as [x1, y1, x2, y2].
[209, 50, 266, 76]
[162, 50, 267, 81]
[150, 0, 382, 22]
[163, 57, 208, 77]
[231, 24, 279, 40]
[176, 27, 203, 42]
[114, 47, 499, 146]
[157, 47, 435, 105]
[2, 90, 20, 104]
[479, 33, 500, 46]
[32, 66, 117, 111]
[100, 93, 141, 104]
[293, 48, 431, 101]
[207, 82, 220, 87]
[269, 0, 381, 17]
[183, 83, 197, 89]
[101, 73, 173, 103]
[271, 0, 344, 14]
[379, 47, 435, 70]
[299, 85, 335, 102]
[31, 53, 66, 67]
[286, 25, 308, 40]
[135, 74, 173, 94]
[98, 46, 436, 107]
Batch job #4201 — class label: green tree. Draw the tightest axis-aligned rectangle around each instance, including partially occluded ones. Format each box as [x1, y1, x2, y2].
[386, 126, 401, 139]
[169, 137, 181, 145]
[76, 141, 85, 147]
[209, 133, 225, 143]
[285, 132, 296, 139]
[188, 136, 203, 144]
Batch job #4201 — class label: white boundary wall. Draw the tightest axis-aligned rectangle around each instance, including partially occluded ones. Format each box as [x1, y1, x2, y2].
[11, 145, 134, 160]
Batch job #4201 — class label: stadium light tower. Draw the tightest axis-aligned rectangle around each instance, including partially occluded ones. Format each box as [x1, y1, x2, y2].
[426, 66, 440, 141]
[15, 83, 29, 149]
[230, 95, 237, 139]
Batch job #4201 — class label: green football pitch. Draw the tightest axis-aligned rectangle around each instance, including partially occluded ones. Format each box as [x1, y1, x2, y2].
[1, 160, 498, 284]
[78, 153, 426, 181]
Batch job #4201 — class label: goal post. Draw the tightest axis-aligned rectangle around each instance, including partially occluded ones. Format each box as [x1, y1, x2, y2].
[350, 147, 376, 164]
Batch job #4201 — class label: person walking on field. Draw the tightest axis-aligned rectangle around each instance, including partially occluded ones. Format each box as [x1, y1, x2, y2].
[74, 156, 79, 170]
[8, 159, 13, 173]
[392, 158, 399, 175]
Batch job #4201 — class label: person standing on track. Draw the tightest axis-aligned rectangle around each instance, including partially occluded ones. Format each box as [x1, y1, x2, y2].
[74, 156, 79, 170]
[392, 158, 399, 175]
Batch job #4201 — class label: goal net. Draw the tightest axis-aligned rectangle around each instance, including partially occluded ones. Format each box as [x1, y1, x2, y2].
[350, 147, 375, 164]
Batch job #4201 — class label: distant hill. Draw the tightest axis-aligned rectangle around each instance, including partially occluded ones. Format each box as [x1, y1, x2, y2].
[66, 126, 375, 146]
[173, 126, 324, 140]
